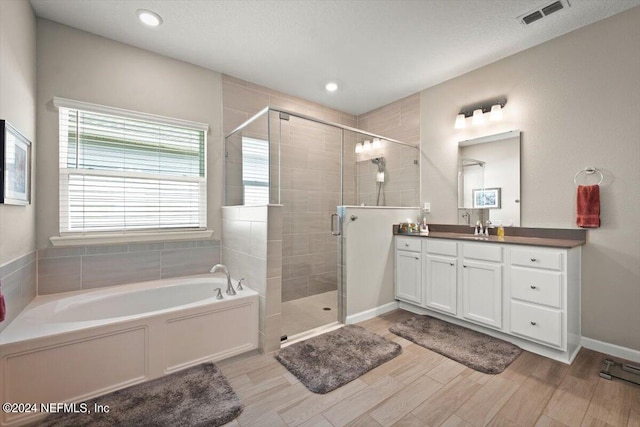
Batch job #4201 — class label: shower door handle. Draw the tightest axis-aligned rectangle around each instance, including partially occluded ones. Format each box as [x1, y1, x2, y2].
[331, 214, 342, 236]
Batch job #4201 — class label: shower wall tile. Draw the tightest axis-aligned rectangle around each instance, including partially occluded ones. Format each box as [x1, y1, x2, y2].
[267, 240, 282, 279]
[250, 222, 268, 258]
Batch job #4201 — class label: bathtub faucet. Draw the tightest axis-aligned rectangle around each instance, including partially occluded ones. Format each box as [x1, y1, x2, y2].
[210, 264, 236, 296]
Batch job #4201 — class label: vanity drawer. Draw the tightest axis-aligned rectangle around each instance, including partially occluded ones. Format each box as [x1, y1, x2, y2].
[510, 248, 563, 271]
[510, 301, 562, 348]
[510, 267, 563, 308]
[425, 239, 457, 256]
[396, 237, 421, 252]
[463, 243, 503, 262]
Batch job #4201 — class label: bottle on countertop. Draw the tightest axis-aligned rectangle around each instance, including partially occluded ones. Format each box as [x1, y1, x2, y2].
[497, 221, 505, 239]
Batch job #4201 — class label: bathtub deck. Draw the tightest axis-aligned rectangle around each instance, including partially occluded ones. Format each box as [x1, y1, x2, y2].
[218, 309, 640, 427]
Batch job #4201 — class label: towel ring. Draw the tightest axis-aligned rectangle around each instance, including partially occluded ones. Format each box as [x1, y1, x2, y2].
[574, 167, 603, 186]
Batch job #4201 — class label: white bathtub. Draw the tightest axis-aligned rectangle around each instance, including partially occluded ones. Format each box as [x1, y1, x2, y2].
[0, 276, 259, 427]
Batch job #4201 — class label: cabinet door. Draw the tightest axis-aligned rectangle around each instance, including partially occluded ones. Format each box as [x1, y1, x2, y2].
[395, 250, 422, 304]
[425, 255, 457, 315]
[462, 260, 503, 329]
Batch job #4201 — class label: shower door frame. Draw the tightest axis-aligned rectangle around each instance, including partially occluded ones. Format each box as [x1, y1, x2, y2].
[225, 107, 418, 339]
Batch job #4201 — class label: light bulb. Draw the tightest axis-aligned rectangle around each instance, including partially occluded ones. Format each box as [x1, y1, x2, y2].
[490, 104, 503, 121]
[454, 114, 466, 129]
[363, 140, 371, 151]
[355, 143, 363, 154]
[372, 138, 381, 150]
[472, 109, 484, 125]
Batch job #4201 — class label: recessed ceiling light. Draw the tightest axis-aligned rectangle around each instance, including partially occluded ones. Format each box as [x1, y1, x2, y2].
[137, 9, 163, 27]
[325, 82, 338, 92]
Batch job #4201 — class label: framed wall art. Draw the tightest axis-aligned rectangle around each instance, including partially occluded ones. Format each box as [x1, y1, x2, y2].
[1, 120, 31, 205]
[472, 187, 501, 209]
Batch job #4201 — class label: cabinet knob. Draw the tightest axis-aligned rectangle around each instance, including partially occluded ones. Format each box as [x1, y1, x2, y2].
[530, 258, 537, 262]
[405, 243, 410, 247]
[530, 285, 537, 289]
[415, 257, 419, 260]
[450, 263, 455, 266]
[463, 265, 467, 268]
[530, 321, 537, 326]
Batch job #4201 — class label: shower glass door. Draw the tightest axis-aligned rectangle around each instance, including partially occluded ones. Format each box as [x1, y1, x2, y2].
[277, 114, 344, 339]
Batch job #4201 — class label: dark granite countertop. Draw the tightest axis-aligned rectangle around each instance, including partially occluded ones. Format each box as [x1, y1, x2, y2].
[393, 224, 586, 248]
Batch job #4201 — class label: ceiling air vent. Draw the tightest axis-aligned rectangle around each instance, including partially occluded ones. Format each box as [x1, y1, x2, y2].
[518, 0, 571, 26]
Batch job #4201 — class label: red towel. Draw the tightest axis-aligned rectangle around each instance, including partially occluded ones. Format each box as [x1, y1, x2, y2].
[577, 185, 600, 228]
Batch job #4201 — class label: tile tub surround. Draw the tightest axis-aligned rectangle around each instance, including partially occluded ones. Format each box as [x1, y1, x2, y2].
[36, 239, 221, 295]
[222, 205, 283, 353]
[0, 252, 37, 333]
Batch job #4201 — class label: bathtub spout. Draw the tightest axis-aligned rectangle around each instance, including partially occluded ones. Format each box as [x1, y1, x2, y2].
[210, 264, 236, 296]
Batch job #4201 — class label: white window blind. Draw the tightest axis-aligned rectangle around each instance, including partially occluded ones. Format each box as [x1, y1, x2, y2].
[57, 99, 207, 233]
[241, 137, 269, 205]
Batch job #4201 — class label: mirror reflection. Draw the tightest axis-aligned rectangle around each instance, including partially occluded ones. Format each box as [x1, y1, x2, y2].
[458, 130, 521, 226]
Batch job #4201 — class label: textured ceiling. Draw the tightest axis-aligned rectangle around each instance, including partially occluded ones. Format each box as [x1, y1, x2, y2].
[29, 0, 640, 114]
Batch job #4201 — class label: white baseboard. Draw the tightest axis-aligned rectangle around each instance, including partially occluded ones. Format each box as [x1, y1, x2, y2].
[581, 336, 640, 363]
[346, 301, 399, 325]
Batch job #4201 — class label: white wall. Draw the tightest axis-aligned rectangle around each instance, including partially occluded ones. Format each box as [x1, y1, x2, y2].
[420, 7, 640, 350]
[343, 207, 419, 320]
[0, 0, 36, 265]
[36, 19, 224, 248]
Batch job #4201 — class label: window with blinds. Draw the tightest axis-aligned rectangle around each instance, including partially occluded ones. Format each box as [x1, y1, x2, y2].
[241, 137, 269, 205]
[57, 99, 207, 233]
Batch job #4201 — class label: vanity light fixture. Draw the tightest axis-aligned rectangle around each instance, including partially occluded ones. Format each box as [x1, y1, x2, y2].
[137, 9, 163, 27]
[454, 98, 507, 129]
[363, 140, 371, 152]
[472, 109, 484, 125]
[372, 138, 382, 150]
[490, 104, 503, 121]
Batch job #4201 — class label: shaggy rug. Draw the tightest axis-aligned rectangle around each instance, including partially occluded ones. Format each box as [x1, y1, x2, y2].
[275, 325, 402, 394]
[40, 363, 242, 427]
[389, 315, 521, 374]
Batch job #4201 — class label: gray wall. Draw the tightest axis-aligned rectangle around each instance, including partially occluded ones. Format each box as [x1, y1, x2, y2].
[420, 7, 640, 351]
[36, 19, 224, 248]
[0, 0, 37, 332]
[0, 0, 36, 265]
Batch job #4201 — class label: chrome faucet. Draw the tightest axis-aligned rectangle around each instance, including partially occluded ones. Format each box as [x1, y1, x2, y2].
[210, 264, 236, 296]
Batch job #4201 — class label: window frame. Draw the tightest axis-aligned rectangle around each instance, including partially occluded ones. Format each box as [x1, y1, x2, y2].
[53, 97, 210, 244]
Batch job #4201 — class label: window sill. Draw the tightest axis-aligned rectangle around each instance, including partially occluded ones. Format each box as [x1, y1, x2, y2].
[50, 230, 215, 247]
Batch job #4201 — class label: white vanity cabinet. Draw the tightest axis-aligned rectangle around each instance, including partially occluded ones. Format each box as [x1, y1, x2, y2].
[461, 243, 504, 329]
[508, 247, 573, 349]
[394, 234, 582, 363]
[424, 240, 458, 315]
[395, 237, 422, 304]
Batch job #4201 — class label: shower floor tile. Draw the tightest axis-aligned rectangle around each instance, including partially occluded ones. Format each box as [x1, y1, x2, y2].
[281, 290, 338, 338]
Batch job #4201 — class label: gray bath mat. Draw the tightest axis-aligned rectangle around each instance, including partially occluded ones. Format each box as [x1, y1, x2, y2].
[275, 324, 402, 394]
[40, 363, 242, 427]
[389, 315, 521, 374]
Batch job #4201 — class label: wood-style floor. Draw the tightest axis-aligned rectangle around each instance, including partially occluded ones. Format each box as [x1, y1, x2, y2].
[219, 309, 640, 427]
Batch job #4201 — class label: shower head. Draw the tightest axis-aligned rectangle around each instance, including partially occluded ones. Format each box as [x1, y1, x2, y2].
[371, 157, 385, 172]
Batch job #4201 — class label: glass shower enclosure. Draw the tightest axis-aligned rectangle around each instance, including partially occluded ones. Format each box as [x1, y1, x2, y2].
[224, 107, 419, 341]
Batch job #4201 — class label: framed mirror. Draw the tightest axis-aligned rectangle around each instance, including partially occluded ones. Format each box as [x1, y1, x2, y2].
[458, 130, 520, 226]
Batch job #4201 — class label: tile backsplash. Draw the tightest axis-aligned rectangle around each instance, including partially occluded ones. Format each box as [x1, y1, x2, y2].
[37, 239, 221, 295]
